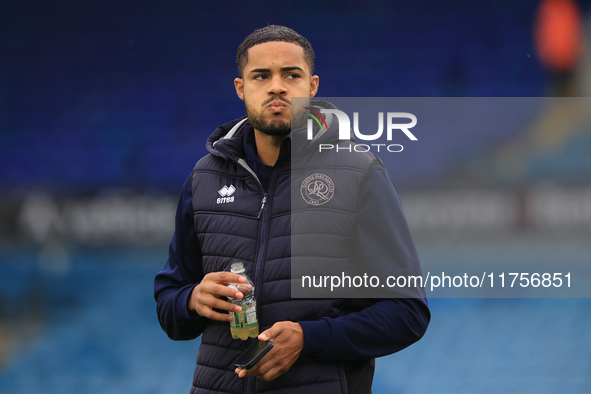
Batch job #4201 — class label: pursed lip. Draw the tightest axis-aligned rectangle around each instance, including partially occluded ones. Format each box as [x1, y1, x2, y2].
[267, 100, 289, 112]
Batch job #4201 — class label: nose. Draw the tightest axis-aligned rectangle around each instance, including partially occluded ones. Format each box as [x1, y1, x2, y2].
[267, 75, 287, 96]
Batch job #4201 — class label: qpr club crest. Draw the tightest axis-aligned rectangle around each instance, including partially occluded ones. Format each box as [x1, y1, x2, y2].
[300, 173, 334, 206]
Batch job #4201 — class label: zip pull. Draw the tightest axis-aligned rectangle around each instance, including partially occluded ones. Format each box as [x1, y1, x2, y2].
[257, 194, 268, 219]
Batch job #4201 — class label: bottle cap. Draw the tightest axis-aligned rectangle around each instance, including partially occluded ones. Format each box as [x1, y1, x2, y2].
[231, 262, 245, 274]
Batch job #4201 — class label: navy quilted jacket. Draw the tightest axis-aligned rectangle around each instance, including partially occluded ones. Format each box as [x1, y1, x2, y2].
[155, 102, 430, 393]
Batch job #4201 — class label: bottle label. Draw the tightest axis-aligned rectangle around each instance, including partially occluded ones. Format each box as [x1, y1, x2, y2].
[245, 306, 257, 325]
[230, 305, 257, 328]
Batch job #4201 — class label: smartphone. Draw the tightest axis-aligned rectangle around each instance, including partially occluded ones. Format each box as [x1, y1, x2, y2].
[232, 340, 274, 369]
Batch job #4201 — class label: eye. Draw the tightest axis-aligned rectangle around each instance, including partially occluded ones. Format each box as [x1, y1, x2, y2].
[254, 74, 268, 80]
[286, 73, 301, 79]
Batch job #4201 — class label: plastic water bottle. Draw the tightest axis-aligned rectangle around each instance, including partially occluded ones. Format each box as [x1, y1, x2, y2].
[228, 262, 259, 340]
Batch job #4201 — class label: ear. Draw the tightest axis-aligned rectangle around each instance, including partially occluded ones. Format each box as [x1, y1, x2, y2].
[234, 78, 244, 100]
[310, 75, 319, 97]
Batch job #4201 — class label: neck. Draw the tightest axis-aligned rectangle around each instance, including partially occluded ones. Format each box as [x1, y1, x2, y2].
[253, 129, 285, 166]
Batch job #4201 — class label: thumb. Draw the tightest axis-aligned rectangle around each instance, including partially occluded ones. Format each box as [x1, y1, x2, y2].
[258, 322, 283, 341]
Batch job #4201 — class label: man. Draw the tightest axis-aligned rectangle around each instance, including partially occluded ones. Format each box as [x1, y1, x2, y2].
[154, 25, 429, 394]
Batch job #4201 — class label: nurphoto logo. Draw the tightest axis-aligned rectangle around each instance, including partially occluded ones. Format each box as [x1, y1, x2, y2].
[305, 108, 417, 153]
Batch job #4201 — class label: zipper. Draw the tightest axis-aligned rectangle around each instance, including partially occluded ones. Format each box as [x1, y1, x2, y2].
[257, 194, 268, 219]
[236, 157, 268, 394]
[251, 167, 280, 308]
[237, 158, 268, 220]
[236, 142, 288, 394]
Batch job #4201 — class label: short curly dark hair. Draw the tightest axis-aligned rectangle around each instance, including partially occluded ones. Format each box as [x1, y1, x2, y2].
[236, 25, 315, 78]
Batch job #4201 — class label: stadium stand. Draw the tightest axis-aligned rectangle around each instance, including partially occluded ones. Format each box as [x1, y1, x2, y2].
[2, 1, 591, 393]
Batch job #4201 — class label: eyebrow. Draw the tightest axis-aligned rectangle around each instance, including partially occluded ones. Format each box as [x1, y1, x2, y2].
[248, 66, 304, 74]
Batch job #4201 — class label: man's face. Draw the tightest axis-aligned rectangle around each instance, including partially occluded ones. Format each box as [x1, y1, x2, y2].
[234, 41, 319, 137]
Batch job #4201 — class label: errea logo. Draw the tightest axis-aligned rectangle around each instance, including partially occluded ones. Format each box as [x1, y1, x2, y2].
[217, 185, 236, 204]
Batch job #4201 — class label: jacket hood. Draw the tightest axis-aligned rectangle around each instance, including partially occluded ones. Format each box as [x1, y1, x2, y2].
[205, 116, 249, 161]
